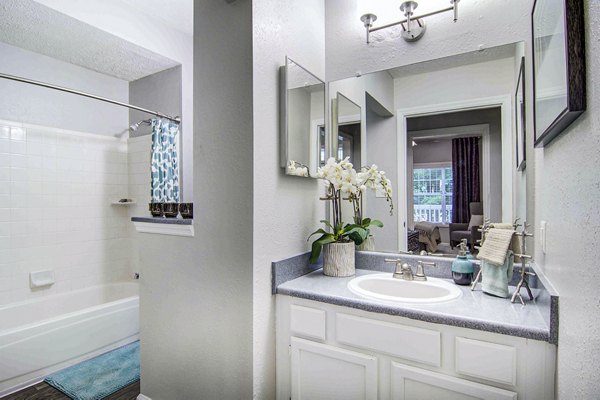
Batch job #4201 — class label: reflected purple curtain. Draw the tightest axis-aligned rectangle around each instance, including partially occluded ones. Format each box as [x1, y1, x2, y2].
[452, 137, 481, 223]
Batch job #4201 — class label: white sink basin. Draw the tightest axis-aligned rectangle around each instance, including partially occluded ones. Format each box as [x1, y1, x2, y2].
[348, 273, 462, 304]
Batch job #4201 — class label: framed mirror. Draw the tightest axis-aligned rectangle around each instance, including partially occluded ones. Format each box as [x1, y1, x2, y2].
[280, 57, 325, 177]
[333, 92, 361, 166]
[515, 57, 526, 171]
[531, 0, 585, 147]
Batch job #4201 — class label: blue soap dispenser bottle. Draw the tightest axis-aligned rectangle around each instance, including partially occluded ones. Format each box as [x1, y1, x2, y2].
[452, 240, 474, 285]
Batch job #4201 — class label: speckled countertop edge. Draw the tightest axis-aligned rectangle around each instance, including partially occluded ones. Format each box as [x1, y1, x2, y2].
[274, 251, 558, 344]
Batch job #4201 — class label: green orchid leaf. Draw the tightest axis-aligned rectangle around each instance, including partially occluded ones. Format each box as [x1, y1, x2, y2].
[307, 228, 328, 241]
[320, 219, 334, 230]
[369, 219, 384, 228]
[309, 234, 337, 264]
[344, 225, 369, 245]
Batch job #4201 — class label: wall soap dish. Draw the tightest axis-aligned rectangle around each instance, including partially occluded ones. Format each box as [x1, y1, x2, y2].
[30, 270, 55, 288]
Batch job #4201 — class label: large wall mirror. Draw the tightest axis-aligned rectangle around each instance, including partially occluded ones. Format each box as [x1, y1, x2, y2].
[280, 57, 325, 178]
[328, 42, 528, 254]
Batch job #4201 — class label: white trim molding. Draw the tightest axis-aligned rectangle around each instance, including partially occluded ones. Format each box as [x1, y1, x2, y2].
[133, 221, 194, 237]
[137, 394, 152, 400]
[397, 95, 513, 251]
[408, 124, 492, 230]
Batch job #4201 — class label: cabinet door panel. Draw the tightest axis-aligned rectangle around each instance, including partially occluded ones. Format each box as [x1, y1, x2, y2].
[455, 337, 517, 386]
[291, 337, 377, 400]
[391, 362, 517, 400]
[336, 313, 441, 367]
[290, 304, 326, 340]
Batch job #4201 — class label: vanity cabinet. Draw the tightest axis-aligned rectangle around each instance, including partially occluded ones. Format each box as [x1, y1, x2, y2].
[276, 296, 556, 400]
[290, 337, 377, 400]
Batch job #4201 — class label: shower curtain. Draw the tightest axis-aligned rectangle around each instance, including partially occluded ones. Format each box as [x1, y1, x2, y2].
[151, 118, 180, 203]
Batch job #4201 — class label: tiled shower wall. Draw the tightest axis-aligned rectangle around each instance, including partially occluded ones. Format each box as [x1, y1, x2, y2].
[0, 119, 133, 305]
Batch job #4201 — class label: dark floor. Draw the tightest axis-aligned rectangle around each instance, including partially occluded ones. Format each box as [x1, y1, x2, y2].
[2, 380, 140, 400]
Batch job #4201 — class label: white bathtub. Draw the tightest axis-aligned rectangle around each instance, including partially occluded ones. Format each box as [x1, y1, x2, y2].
[0, 282, 139, 396]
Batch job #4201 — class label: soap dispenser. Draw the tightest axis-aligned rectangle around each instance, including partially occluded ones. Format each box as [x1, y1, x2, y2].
[462, 238, 475, 260]
[452, 240, 474, 285]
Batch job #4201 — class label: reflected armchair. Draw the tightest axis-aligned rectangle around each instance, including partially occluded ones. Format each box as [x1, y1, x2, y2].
[449, 202, 483, 249]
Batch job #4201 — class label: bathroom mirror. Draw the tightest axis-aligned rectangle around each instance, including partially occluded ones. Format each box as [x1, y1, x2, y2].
[333, 93, 361, 166]
[328, 42, 528, 254]
[280, 57, 325, 178]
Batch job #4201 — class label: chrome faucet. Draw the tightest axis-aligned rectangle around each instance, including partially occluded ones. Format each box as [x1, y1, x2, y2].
[386, 259, 437, 281]
[385, 259, 414, 280]
[414, 260, 436, 281]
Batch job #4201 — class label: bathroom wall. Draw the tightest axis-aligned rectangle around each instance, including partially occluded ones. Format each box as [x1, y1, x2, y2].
[364, 103, 397, 251]
[287, 89, 312, 164]
[534, 2, 600, 398]
[135, 0, 254, 398]
[126, 135, 152, 275]
[129, 66, 182, 138]
[253, 0, 326, 398]
[0, 42, 129, 136]
[0, 119, 132, 306]
[35, 0, 195, 202]
[326, 0, 600, 397]
[412, 139, 452, 165]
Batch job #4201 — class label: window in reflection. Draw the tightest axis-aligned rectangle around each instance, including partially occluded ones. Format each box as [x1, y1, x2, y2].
[413, 166, 453, 224]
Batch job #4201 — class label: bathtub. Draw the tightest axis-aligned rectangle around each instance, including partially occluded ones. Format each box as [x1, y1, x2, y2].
[0, 282, 139, 396]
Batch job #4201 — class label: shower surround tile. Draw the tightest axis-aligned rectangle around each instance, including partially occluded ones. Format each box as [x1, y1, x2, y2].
[0, 119, 134, 305]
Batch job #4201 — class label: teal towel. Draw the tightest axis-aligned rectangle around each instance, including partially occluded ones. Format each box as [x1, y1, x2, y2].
[481, 250, 514, 298]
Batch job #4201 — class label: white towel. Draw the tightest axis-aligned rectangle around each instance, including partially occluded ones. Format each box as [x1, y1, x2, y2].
[477, 228, 515, 265]
[489, 223, 522, 262]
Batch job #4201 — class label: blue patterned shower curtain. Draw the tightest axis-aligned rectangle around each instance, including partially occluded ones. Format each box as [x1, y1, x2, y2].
[151, 118, 180, 203]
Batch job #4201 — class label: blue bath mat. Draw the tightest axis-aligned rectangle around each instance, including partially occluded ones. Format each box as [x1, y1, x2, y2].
[44, 341, 140, 400]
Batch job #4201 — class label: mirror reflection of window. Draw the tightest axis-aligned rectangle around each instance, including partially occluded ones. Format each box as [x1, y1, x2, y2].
[319, 125, 326, 167]
[337, 124, 360, 166]
[413, 166, 453, 224]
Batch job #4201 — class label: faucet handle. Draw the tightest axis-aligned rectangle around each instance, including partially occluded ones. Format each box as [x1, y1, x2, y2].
[385, 258, 408, 279]
[384, 258, 403, 264]
[415, 261, 436, 281]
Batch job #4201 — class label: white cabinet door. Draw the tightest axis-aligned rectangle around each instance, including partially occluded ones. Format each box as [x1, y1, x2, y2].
[290, 337, 378, 400]
[391, 362, 517, 400]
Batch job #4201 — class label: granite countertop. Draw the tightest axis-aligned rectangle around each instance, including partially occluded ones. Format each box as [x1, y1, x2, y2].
[277, 267, 554, 343]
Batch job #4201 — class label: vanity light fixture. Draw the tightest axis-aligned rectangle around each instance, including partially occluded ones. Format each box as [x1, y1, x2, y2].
[360, 0, 460, 43]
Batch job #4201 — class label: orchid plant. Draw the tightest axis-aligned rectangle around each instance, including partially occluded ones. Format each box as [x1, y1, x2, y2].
[308, 157, 394, 263]
[349, 164, 394, 232]
[286, 160, 309, 177]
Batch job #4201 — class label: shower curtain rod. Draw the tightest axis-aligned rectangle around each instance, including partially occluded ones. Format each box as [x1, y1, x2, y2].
[0, 72, 180, 123]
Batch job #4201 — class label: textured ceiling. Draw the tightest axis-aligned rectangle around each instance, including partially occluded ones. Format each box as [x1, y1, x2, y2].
[116, 0, 193, 37]
[388, 43, 517, 78]
[0, 0, 179, 81]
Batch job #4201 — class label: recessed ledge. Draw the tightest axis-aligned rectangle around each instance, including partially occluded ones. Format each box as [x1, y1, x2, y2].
[131, 217, 194, 237]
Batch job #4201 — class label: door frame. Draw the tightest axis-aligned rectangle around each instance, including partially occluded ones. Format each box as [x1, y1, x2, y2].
[396, 95, 513, 251]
